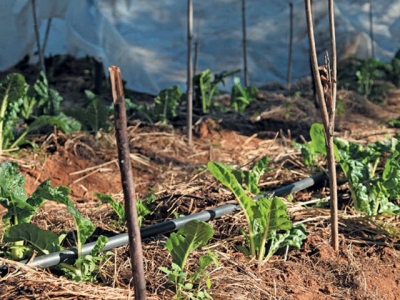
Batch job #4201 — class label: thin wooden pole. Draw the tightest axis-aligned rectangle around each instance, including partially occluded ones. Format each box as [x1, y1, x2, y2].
[42, 18, 52, 56]
[328, 0, 338, 252]
[187, 0, 193, 145]
[304, 0, 338, 251]
[31, 0, 46, 77]
[109, 66, 147, 300]
[242, 0, 249, 87]
[369, 0, 375, 58]
[286, 1, 294, 89]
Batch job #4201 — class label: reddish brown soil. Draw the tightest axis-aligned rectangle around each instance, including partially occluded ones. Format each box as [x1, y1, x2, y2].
[0, 57, 400, 299]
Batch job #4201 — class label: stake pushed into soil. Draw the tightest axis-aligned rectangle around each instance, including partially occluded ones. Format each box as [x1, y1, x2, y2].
[109, 66, 146, 300]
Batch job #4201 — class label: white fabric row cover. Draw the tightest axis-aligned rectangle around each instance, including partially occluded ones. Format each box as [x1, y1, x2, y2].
[1, 0, 399, 94]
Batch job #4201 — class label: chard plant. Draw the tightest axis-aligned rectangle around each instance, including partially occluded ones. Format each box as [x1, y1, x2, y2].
[193, 69, 240, 113]
[95, 192, 152, 228]
[230, 76, 258, 113]
[154, 85, 183, 124]
[297, 123, 400, 216]
[207, 159, 306, 262]
[0, 72, 80, 153]
[292, 123, 328, 171]
[159, 220, 217, 300]
[64, 90, 110, 133]
[0, 73, 28, 152]
[0, 162, 109, 282]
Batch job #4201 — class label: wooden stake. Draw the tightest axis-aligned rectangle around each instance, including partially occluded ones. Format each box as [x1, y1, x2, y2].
[304, 0, 338, 251]
[109, 66, 147, 299]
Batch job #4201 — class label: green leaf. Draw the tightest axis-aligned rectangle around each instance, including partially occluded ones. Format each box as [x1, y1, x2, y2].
[0, 73, 28, 150]
[33, 180, 95, 245]
[207, 162, 256, 220]
[165, 220, 214, 270]
[154, 85, 182, 124]
[95, 193, 125, 221]
[253, 196, 292, 260]
[246, 156, 270, 194]
[230, 76, 258, 113]
[0, 162, 37, 225]
[33, 72, 62, 116]
[310, 123, 326, 155]
[3, 223, 62, 255]
[90, 235, 108, 256]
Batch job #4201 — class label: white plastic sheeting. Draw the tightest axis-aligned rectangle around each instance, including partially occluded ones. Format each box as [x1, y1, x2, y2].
[1, 0, 400, 94]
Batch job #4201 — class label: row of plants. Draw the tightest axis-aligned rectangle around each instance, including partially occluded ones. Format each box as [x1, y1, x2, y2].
[0, 161, 153, 282]
[338, 50, 400, 103]
[0, 154, 307, 298]
[293, 123, 400, 217]
[0, 68, 258, 153]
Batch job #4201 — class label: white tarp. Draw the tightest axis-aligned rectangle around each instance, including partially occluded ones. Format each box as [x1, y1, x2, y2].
[1, 0, 400, 95]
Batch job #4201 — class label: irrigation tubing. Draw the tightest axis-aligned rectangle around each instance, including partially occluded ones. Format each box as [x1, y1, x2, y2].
[14, 170, 328, 269]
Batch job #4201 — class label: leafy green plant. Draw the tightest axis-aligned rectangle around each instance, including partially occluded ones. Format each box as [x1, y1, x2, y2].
[390, 50, 400, 87]
[297, 123, 400, 216]
[0, 161, 61, 259]
[292, 123, 328, 171]
[61, 235, 113, 283]
[0, 73, 28, 152]
[10, 113, 81, 149]
[0, 72, 81, 152]
[224, 156, 270, 194]
[64, 90, 110, 133]
[0, 162, 111, 282]
[124, 98, 153, 123]
[159, 220, 217, 299]
[230, 77, 258, 113]
[154, 85, 182, 124]
[335, 137, 400, 216]
[95, 193, 151, 227]
[32, 71, 63, 116]
[193, 69, 240, 113]
[207, 161, 306, 262]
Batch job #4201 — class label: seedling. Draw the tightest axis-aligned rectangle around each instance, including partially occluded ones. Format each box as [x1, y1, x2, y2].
[230, 76, 258, 113]
[159, 220, 217, 299]
[96, 193, 151, 228]
[0, 72, 80, 152]
[0, 162, 111, 282]
[207, 159, 306, 262]
[193, 69, 240, 113]
[154, 85, 183, 124]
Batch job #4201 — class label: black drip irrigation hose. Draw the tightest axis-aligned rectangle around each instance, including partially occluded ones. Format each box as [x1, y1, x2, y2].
[13, 170, 328, 269]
